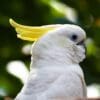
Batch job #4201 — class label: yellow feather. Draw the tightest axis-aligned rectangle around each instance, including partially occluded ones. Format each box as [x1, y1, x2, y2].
[9, 19, 62, 41]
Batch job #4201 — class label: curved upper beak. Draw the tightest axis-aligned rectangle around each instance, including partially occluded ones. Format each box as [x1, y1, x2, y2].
[9, 19, 62, 41]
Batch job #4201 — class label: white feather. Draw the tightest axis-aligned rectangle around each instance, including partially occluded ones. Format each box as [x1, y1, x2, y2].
[15, 24, 87, 100]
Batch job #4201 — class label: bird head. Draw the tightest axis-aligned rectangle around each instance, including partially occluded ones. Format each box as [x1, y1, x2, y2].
[9, 19, 86, 65]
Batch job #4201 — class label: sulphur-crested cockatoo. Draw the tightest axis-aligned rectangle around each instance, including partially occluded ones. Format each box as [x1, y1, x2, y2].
[9, 19, 87, 100]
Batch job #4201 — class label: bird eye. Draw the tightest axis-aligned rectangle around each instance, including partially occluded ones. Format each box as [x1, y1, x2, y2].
[71, 34, 77, 41]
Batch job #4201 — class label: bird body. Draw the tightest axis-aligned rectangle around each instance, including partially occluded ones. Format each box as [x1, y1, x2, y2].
[16, 65, 86, 100]
[9, 19, 87, 100]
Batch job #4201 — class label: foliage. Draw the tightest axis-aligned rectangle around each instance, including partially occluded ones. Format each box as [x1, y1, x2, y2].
[0, 0, 100, 98]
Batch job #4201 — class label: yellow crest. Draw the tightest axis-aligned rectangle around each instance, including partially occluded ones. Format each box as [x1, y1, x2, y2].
[9, 19, 62, 41]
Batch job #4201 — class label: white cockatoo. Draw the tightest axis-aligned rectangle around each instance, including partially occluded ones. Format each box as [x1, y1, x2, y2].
[9, 19, 87, 100]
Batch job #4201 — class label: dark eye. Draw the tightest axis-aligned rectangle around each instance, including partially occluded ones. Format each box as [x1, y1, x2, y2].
[71, 34, 77, 41]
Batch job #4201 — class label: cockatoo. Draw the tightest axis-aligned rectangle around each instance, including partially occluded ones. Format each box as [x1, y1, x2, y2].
[9, 19, 87, 100]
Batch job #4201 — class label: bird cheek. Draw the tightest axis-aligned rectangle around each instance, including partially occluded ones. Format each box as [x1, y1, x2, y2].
[77, 45, 86, 57]
[80, 45, 85, 52]
[80, 44, 87, 56]
[78, 46, 86, 61]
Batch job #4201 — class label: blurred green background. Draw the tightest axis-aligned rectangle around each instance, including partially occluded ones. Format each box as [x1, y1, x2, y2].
[0, 0, 100, 99]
